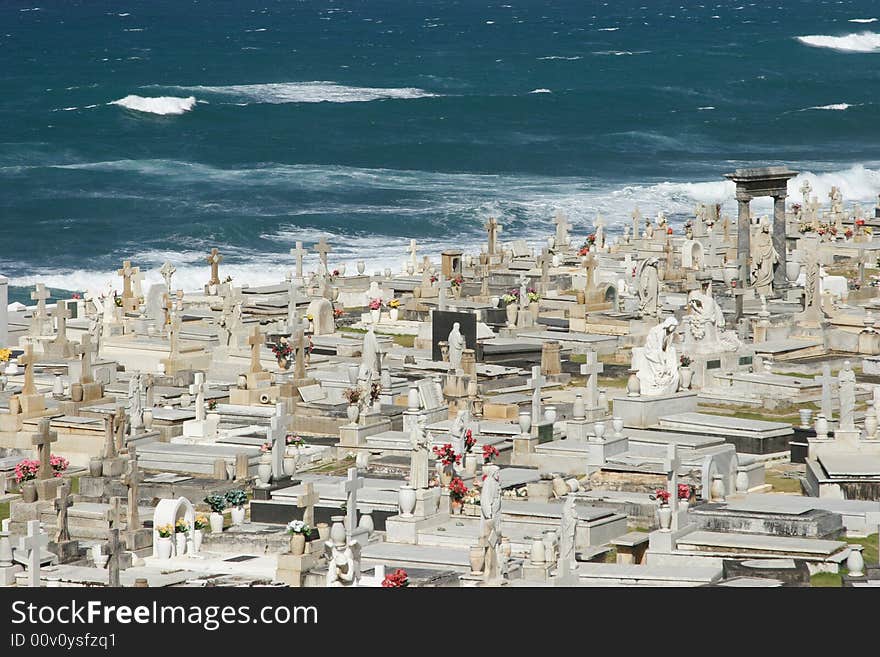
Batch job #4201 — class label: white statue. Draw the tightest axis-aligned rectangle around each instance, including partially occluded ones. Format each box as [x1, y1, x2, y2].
[326, 543, 357, 587]
[751, 216, 779, 296]
[838, 361, 856, 430]
[636, 317, 680, 396]
[480, 463, 503, 583]
[636, 258, 660, 317]
[686, 281, 741, 353]
[559, 496, 577, 574]
[449, 409, 469, 457]
[447, 322, 464, 370]
[360, 326, 381, 380]
[409, 415, 430, 490]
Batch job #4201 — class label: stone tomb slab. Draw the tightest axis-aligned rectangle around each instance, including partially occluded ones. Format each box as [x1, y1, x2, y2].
[658, 412, 793, 439]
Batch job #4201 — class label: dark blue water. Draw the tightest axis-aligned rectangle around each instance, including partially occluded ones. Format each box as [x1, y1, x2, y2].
[2, 0, 880, 299]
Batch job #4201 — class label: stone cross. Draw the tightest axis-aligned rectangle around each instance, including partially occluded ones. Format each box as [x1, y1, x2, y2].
[122, 446, 140, 545]
[540, 248, 550, 289]
[631, 207, 641, 241]
[102, 413, 117, 460]
[554, 211, 571, 248]
[528, 365, 545, 435]
[663, 443, 681, 532]
[800, 180, 812, 206]
[314, 237, 332, 276]
[297, 483, 319, 529]
[30, 283, 50, 334]
[103, 527, 123, 587]
[54, 480, 73, 543]
[582, 251, 597, 291]
[293, 322, 307, 380]
[248, 324, 263, 374]
[18, 520, 48, 587]
[169, 313, 182, 357]
[206, 248, 223, 286]
[580, 350, 604, 408]
[75, 333, 94, 384]
[189, 372, 207, 422]
[290, 241, 307, 279]
[31, 419, 58, 481]
[52, 301, 71, 346]
[131, 267, 145, 302]
[117, 261, 135, 299]
[485, 216, 500, 256]
[159, 261, 176, 293]
[343, 467, 364, 543]
[408, 239, 419, 272]
[19, 342, 38, 396]
[269, 402, 292, 482]
[817, 362, 834, 421]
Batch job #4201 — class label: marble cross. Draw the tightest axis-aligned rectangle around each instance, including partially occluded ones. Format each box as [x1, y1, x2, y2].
[579, 350, 604, 409]
[529, 365, 545, 434]
[268, 401, 292, 482]
[103, 527, 123, 587]
[663, 443, 681, 532]
[314, 237, 332, 276]
[30, 283, 50, 334]
[159, 261, 176, 293]
[32, 418, 58, 481]
[554, 211, 571, 247]
[18, 520, 48, 587]
[800, 180, 812, 206]
[343, 467, 364, 543]
[290, 241, 307, 279]
[206, 248, 223, 286]
[189, 372, 207, 422]
[485, 216, 500, 255]
[408, 239, 419, 271]
[297, 483, 319, 529]
[52, 301, 71, 342]
[582, 251, 597, 290]
[75, 333, 94, 384]
[54, 480, 73, 543]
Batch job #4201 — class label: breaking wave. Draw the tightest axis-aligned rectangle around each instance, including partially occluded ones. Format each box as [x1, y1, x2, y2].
[110, 95, 197, 115]
[159, 82, 437, 104]
[796, 32, 880, 53]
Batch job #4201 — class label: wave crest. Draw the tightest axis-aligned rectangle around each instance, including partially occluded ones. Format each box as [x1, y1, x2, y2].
[796, 32, 880, 53]
[110, 95, 197, 115]
[161, 82, 437, 104]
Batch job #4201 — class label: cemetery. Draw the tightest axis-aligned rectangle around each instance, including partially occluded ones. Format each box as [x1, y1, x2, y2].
[1, 167, 879, 588]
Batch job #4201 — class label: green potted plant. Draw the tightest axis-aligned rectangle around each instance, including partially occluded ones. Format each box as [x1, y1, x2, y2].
[204, 494, 227, 533]
[225, 489, 248, 525]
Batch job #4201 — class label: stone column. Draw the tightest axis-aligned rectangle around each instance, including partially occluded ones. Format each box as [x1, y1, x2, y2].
[735, 196, 751, 320]
[772, 194, 788, 293]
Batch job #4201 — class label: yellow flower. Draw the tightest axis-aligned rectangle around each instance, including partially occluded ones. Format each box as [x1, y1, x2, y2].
[0, 348, 10, 363]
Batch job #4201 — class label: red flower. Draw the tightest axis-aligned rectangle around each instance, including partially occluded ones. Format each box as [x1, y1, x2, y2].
[482, 444, 499, 462]
[448, 476, 468, 502]
[666, 227, 673, 235]
[464, 429, 476, 453]
[381, 569, 409, 588]
[856, 218, 866, 227]
[654, 489, 671, 503]
[432, 443, 461, 467]
[677, 483, 691, 500]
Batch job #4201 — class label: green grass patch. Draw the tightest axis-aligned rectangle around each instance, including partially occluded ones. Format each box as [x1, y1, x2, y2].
[392, 334, 415, 348]
[0, 502, 9, 525]
[765, 471, 804, 494]
[338, 327, 366, 335]
[809, 534, 878, 587]
[810, 572, 841, 587]
[69, 475, 80, 495]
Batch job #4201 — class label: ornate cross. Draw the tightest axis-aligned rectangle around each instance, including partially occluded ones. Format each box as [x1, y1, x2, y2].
[117, 261, 135, 299]
[54, 479, 74, 543]
[206, 248, 223, 286]
[290, 241, 307, 279]
[18, 520, 48, 588]
[313, 237, 332, 275]
[343, 467, 364, 544]
[297, 483, 319, 529]
[31, 418, 57, 481]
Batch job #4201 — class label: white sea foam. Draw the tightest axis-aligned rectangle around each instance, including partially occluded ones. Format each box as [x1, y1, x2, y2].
[803, 103, 852, 111]
[537, 55, 582, 60]
[796, 32, 880, 53]
[110, 95, 197, 115]
[598, 27, 619, 31]
[529, 88, 552, 94]
[161, 82, 437, 104]
[697, 106, 715, 110]
[849, 18, 878, 24]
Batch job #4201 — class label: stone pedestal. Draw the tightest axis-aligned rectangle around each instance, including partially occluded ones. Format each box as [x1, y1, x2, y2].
[612, 392, 698, 429]
[513, 434, 538, 455]
[276, 550, 321, 587]
[49, 540, 81, 563]
[337, 416, 393, 451]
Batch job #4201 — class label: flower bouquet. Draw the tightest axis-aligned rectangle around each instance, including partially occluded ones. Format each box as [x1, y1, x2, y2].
[382, 568, 409, 588]
[432, 443, 461, 468]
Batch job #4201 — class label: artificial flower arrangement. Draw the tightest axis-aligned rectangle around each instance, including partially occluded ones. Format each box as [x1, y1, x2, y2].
[204, 494, 227, 513]
[286, 434, 306, 448]
[157, 524, 174, 539]
[286, 520, 312, 536]
[448, 476, 468, 503]
[194, 516, 209, 531]
[845, 228, 854, 239]
[175, 518, 189, 534]
[679, 354, 692, 368]
[653, 489, 671, 505]
[432, 443, 461, 467]
[207, 399, 218, 411]
[482, 444, 500, 463]
[464, 428, 476, 453]
[225, 489, 248, 508]
[333, 307, 345, 318]
[0, 348, 11, 363]
[270, 338, 292, 361]
[462, 487, 481, 505]
[526, 287, 540, 303]
[856, 218, 866, 227]
[15, 455, 69, 483]
[429, 274, 438, 284]
[678, 483, 693, 500]
[382, 568, 409, 588]
[370, 381, 382, 403]
[259, 442, 272, 454]
[501, 289, 520, 306]
[368, 298, 382, 311]
[578, 233, 597, 256]
[343, 387, 362, 405]
[387, 298, 401, 308]
[450, 275, 465, 288]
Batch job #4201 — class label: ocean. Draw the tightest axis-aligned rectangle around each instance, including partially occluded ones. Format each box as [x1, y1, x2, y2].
[2, 0, 880, 303]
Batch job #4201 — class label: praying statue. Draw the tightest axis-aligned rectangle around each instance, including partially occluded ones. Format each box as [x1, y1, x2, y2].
[751, 216, 779, 296]
[636, 317, 680, 396]
[636, 258, 660, 317]
[686, 281, 741, 353]
[447, 322, 464, 371]
[480, 463, 503, 583]
[449, 409, 469, 457]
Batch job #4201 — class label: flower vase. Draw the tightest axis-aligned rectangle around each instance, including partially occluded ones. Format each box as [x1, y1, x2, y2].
[469, 545, 485, 574]
[89, 457, 103, 477]
[505, 303, 519, 327]
[389, 308, 399, 322]
[257, 454, 272, 486]
[370, 309, 381, 324]
[398, 486, 416, 518]
[626, 370, 641, 397]
[439, 465, 454, 487]
[346, 404, 360, 424]
[329, 516, 346, 545]
[464, 454, 477, 476]
[358, 510, 375, 535]
[518, 411, 531, 435]
[157, 537, 173, 559]
[175, 533, 187, 556]
[230, 506, 245, 526]
[530, 303, 540, 320]
[209, 512, 224, 533]
[289, 533, 306, 556]
[847, 545, 865, 577]
[679, 366, 693, 390]
[192, 529, 203, 554]
[21, 481, 37, 503]
[277, 357, 291, 371]
[283, 455, 297, 477]
[658, 505, 672, 532]
[316, 522, 330, 541]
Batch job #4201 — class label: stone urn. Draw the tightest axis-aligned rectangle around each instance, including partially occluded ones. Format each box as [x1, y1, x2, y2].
[572, 393, 586, 421]
[329, 516, 346, 544]
[257, 453, 272, 486]
[143, 408, 154, 430]
[175, 531, 187, 556]
[529, 302, 540, 320]
[21, 481, 37, 503]
[593, 421, 606, 440]
[612, 416, 624, 437]
[798, 408, 813, 430]
[398, 486, 416, 518]
[209, 512, 224, 534]
[277, 356, 291, 371]
[156, 536, 173, 560]
[407, 385, 420, 411]
[89, 457, 103, 477]
[358, 510, 374, 535]
[710, 474, 726, 502]
[469, 545, 485, 575]
[529, 537, 546, 564]
[847, 545, 865, 577]
[736, 470, 750, 493]
[518, 411, 532, 435]
[346, 404, 360, 425]
[357, 261, 366, 275]
[544, 406, 557, 424]
[786, 261, 801, 284]
[70, 383, 84, 403]
[815, 414, 829, 439]
[679, 366, 693, 390]
[505, 303, 519, 327]
[658, 504, 672, 531]
[626, 370, 641, 397]
[316, 522, 330, 541]
[283, 453, 298, 477]
[289, 533, 307, 556]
